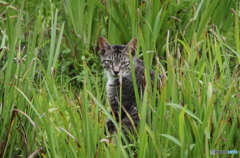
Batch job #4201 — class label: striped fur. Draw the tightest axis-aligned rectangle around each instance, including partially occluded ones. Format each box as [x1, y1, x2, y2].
[99, 37, 151, 139]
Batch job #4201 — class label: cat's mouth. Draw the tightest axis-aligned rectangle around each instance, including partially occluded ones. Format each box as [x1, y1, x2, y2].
[111, 73, 120, 77]
[106, 70, 129, 79]
[111, 70, 121, 77]
[110, 70, 130, 78]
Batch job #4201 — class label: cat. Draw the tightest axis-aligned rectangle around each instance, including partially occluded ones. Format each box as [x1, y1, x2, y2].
[98, 37, 159, 141]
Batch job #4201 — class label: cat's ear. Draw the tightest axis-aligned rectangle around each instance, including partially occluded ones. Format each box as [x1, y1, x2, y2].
[98, 36, 112, 55]
[125, 37, 137, 56]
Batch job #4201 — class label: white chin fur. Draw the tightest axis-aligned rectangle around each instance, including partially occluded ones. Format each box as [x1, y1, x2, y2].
[105, 71, 118, 85]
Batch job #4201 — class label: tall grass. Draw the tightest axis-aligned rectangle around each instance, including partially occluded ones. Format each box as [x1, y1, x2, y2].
[0, 0, 239, 157]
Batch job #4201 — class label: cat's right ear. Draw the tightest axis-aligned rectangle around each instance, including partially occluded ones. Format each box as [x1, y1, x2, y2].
[98, 36, 111, 55]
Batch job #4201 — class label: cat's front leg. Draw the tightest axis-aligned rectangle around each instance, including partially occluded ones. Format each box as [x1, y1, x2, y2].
[106, 118, 115, 134]
[121, 106, 139, 135]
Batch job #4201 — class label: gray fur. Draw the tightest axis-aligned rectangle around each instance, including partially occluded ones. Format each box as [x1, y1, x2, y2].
[99, 37, 155, 138]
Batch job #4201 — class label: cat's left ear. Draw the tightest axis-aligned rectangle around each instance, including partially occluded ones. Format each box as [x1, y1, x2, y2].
[125, 37, 137, 56]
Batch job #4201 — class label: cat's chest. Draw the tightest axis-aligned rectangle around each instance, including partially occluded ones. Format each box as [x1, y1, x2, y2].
[106, 76, 133, 97]
[106, 76, 137, 110]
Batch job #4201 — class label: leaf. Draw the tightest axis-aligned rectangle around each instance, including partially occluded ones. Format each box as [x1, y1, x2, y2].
[166, 103, 203, 124]
[160, 134, 182, 147]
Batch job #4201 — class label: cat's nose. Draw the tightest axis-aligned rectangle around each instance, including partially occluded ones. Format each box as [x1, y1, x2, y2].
[113, 71, 119, 75]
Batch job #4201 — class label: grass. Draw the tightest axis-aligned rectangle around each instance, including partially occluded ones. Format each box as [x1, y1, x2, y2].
[0, 0, 239, 157]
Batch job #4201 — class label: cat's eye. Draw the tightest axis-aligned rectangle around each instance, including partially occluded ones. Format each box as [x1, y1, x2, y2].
[105, 60, 113, 64]
[121, 61, 129, 65]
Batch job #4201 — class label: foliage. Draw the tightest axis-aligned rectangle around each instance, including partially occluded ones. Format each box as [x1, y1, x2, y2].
[0, 0, 239, 157]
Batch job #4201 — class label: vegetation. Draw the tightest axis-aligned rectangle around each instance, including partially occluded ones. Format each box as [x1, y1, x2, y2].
[0, 0, 239, 157]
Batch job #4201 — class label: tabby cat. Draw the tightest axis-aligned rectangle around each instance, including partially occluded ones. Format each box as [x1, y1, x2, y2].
[99, 37, 157, 139]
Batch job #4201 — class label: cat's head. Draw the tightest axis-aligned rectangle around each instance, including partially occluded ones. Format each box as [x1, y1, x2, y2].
[98, 37, 137, 78]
